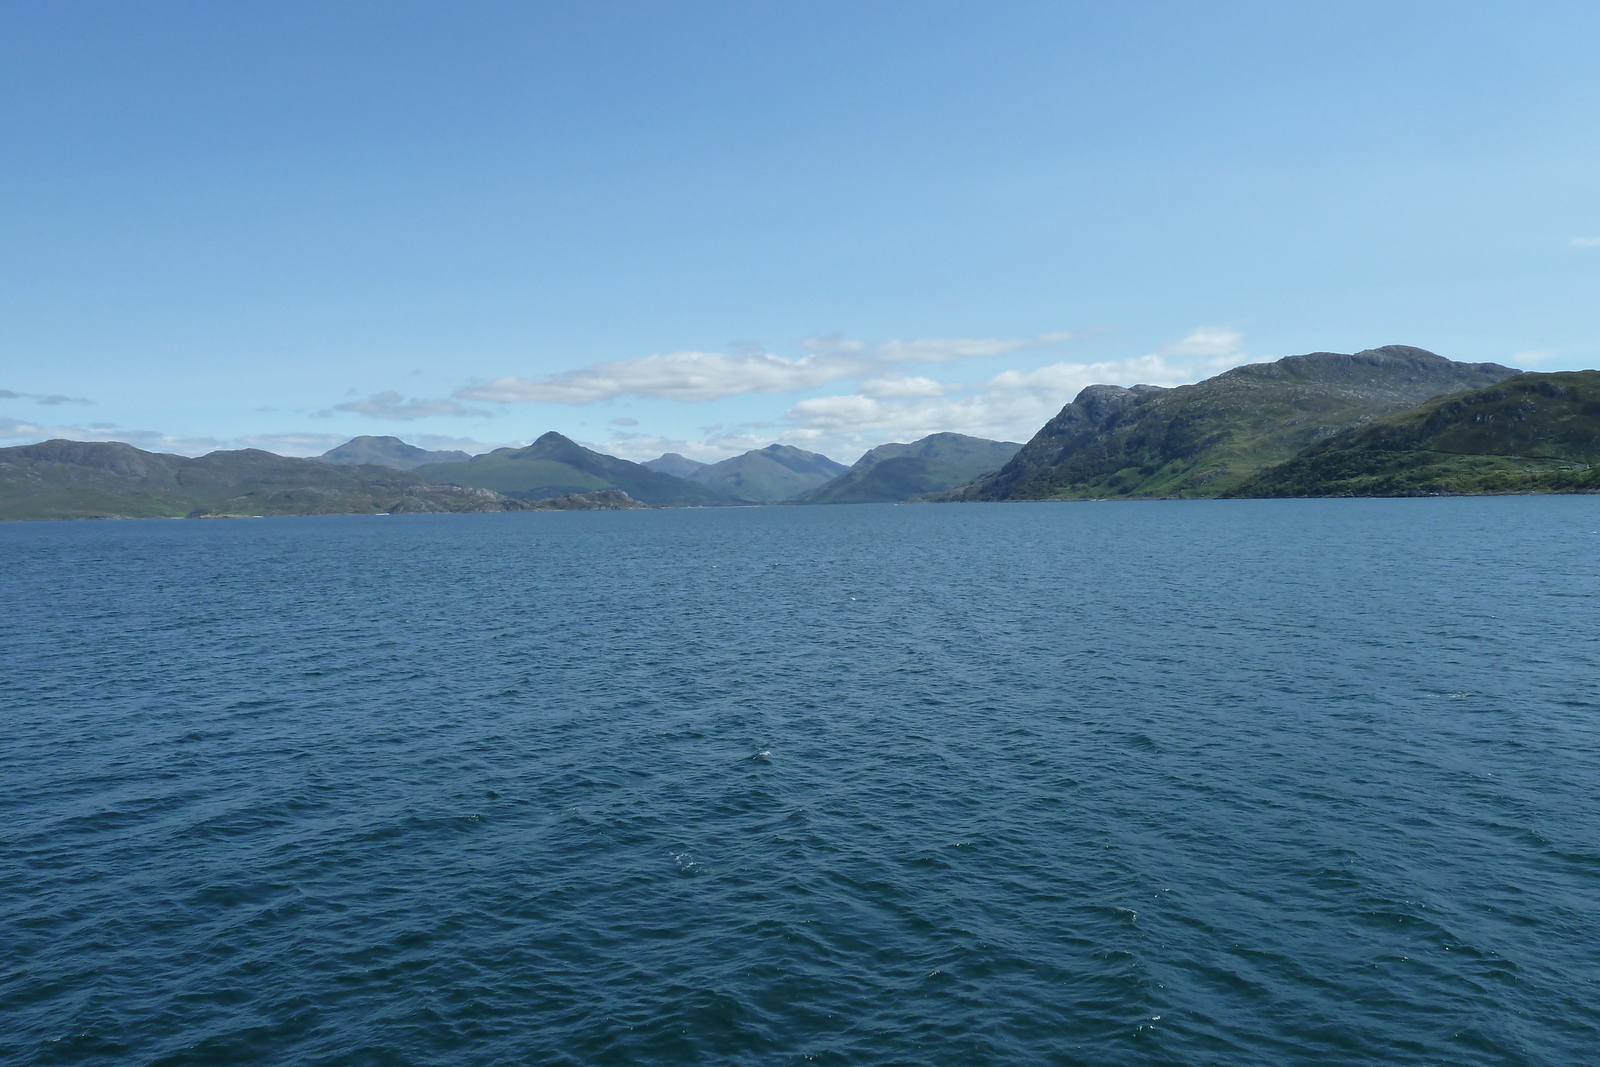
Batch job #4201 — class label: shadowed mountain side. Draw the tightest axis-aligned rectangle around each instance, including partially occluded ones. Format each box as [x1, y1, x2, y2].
[642, 453, 707, 479]
[319, 436, 472, 470]
[688, 444, 847, 503]
[941, 346, 1521, 501]
[0, 440, 535, 520]
[415, 432, 736, 505]
[1229, 371, 1600, 497]
[797, 433, 1022, 504]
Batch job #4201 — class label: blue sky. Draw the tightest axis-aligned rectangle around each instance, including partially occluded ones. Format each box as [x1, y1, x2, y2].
[3, 0, 1598, 462]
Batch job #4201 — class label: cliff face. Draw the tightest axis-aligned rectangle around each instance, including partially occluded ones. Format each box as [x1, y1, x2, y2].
[943, 347, 1521, 500]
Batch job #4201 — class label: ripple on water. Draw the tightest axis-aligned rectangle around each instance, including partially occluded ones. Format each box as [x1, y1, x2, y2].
[3, 498, 1599, 1065]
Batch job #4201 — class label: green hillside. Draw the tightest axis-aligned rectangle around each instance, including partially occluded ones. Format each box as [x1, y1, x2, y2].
[416, 431, 734, 505]
[689, 444, 846, 503]
[1231, 371, 1600, 497]
[797, 433, 1021, 504]
[944, 346, 1520, 500]
[0, 440, 535, 520]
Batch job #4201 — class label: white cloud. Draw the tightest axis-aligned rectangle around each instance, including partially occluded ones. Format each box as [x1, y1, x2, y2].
[1571, 237, 1600, 248]
[1163, 326, 1244, 357]
[332, 391, 492, 420]
[453, 331, 1082, 406]
[859, 375, 951, 399]
[874, 331, 1077, 363]
[456, 348, 869, 405]
[785, 354, 1187, 445]
[567, 326, 1254, 463]
[777, 329, 1251, 457]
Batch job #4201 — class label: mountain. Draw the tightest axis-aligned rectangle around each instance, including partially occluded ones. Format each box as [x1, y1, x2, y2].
[687, 444, 847, 503]
[796, 433, 1023, 504]
[0, 440, 538, 520]
[1229, 371, 1600, 497]
[642, 453, 707, 478]
[943, 346, 1521, 501]
[319, 435, 472, 469]
[414, 431, 735, 505]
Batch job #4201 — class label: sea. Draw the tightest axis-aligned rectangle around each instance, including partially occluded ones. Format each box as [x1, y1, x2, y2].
[3, 498, 1598, 1066]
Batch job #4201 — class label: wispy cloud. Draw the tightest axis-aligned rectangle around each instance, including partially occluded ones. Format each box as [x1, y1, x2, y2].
[1163, 326, 1244, 357]
[331, 391, 492, 420]
[0, 389, 93, 406]
[0, 417, 515, 458]
[1572, 237, 1600, 249]
[456, 349, 866, 405]
[858, 375, 952, 399]
[874, 331, 1080, 363]
[453, 331, 1080, 406]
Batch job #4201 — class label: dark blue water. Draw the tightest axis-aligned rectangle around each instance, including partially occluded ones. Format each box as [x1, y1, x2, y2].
[3, 500, 1598, 1066]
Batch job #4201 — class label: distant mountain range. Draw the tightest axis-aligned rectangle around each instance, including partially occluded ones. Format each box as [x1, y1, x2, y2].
[0, 440, 546, 520]
[8, 347, 1598, 521]
[413, 432, 734, 506]
[943, 346, 1521, 500]
[319, 435, 471, 469]
[796, 433, 1022, 504]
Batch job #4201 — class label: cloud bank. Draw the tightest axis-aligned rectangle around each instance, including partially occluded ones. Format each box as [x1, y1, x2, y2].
[453, 332, 1081, 407]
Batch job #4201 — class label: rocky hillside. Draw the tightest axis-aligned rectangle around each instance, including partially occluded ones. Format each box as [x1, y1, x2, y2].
[1230, 371, 1600, 497]
[943, 346, 1520, 500]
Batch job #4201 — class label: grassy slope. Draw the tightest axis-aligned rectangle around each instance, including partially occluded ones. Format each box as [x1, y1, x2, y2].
[417, 432, 733, 505]
[1230, 371, 1600, 497]
[951, 347, 1520, 501]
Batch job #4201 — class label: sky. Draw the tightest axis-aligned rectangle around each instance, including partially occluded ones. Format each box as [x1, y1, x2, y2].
[3, 0, 1598, 463]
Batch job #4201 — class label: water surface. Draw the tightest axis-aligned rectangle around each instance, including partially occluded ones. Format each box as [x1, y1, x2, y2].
[3, 499, 1598, 1065]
